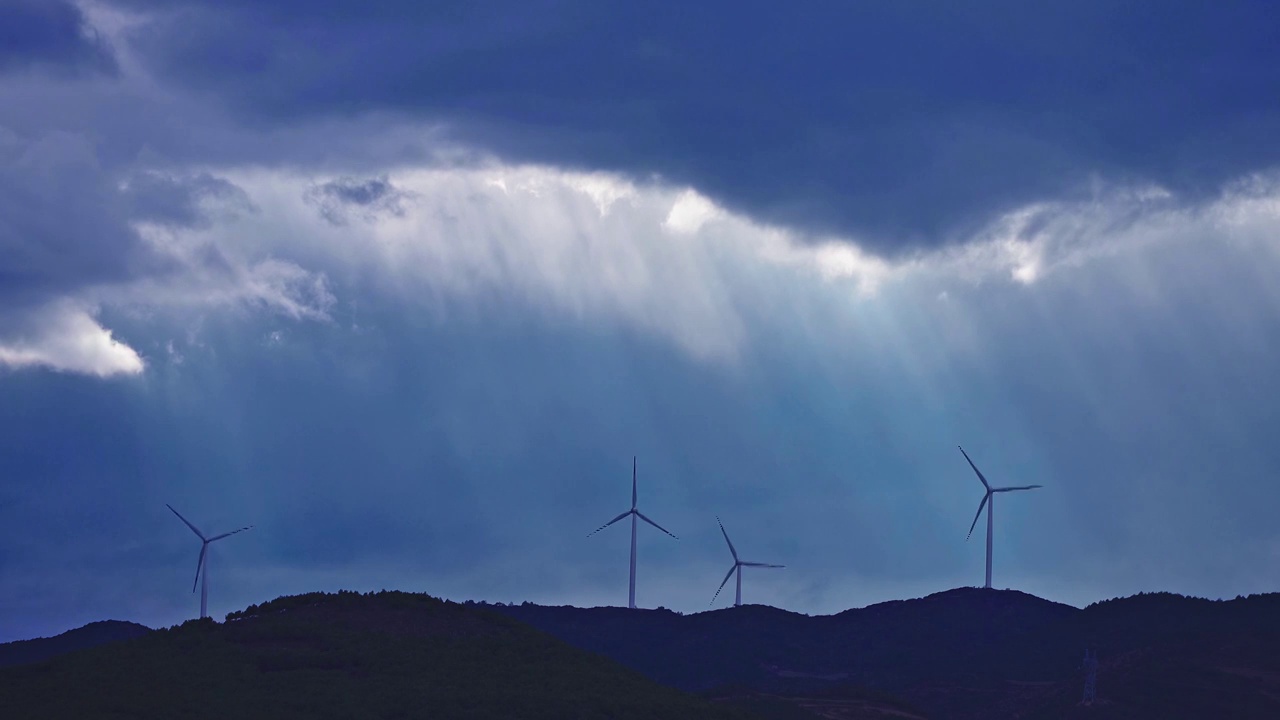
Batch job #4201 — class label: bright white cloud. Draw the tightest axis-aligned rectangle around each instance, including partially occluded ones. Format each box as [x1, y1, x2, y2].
[119, 222, 337, 321]
[216, 166, 757, 363]
[137, 162, 1280, 371]
[662, 189, 723, 235]
[894, 176, 1280, 294]
[0, 302, 144, 377]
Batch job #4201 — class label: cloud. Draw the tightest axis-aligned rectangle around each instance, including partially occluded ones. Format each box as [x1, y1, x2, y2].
[121, 170, 254, 228]
[663, 190, 723, 235]
[304, 175, 412, 226]
[0, 124, 331, 375]
[214, 166, 819, 364]
[0, 12, 343, 378]
[122, 162, 1280, 372]
[0, 301, 143, 376]
[0, 0, 117, 75]
[0, 127, 163, 311]
[112, 0, 1280, 252]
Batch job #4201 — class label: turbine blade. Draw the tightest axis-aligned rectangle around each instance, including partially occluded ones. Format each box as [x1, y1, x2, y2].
[711, 564, 736, 605]
[741, 562, 784, 568]
[967, 493, 990, 540]
[588, 510, 631, 537]
[192, 543, 207, 593]
[167, 504, 206, 541]
[716, 516, 738, 560]
[636, 511, 678, 539]
[958, 446, 991, 490]
[207, 525, 254, 542]
[631, 456, 637, 510]
[995, 485, 1044, 492]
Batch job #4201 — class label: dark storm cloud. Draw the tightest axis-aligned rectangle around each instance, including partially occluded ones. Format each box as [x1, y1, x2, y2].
[122, 171, 254, 229]
[0, 129, 160, 315]
[0, 130, 256, 320]
[116, 0, 1280, 252]
[0, 0, 117, 75]
[305, 176, 412, 226]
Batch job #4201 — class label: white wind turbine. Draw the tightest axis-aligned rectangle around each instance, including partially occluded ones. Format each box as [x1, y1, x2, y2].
[958, 446, 1042, 589]
[167, 504, 253, 619]
[588, 456, 678, 609]
[711, 516, 784, 607]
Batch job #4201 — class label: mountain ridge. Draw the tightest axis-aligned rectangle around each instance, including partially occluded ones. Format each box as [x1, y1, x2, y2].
[5, 587, 1279, 719]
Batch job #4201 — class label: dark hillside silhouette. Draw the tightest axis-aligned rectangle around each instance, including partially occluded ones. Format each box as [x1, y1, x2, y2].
[0, 620, 151, 668]
[4, 588, 1278, 719]
[486, 587, 1280, 719]
[0, 591, 762, 720]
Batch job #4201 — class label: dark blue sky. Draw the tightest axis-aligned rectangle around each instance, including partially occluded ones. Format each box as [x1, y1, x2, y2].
[2, 1, 1280, 642]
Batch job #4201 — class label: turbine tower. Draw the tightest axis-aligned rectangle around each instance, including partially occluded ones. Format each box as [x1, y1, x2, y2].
[587, 456, 677, 609]
[958, 446, 1042, 589]
[167, 504, 253, 620]
[711, 516, 784, 607]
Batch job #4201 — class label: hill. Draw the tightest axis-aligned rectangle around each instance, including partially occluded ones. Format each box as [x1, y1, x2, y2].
[484, 589, 1081, 694]
[485, 588, 1280, 719]
[6, 588, 1279, 719]
[0, 591, 764, 720]
[0, 619, 152, 668]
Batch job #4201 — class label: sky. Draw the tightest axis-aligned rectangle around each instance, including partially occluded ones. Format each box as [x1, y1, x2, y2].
[2, 0, 1280, 643]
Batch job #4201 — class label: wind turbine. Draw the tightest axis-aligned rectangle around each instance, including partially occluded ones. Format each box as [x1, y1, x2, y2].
[167, 504, 253, 619]
[958, 446, 1042, 589]
[711, 516, 784, 607]
[587, 456, 678, 609]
